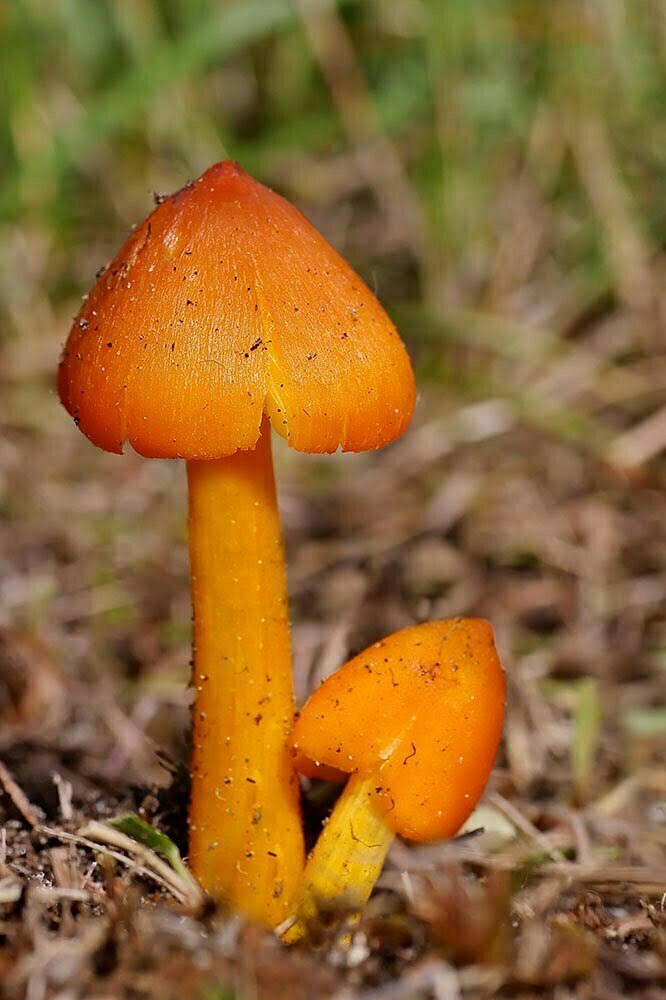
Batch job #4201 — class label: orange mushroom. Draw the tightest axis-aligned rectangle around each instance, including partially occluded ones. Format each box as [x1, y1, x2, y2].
[58, 161, 415, 926]
[284, 618, 505, 942]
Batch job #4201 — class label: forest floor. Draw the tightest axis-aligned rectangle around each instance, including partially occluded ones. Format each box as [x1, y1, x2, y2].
[1, 307, 665, 998]
[2, 5, 666, 984]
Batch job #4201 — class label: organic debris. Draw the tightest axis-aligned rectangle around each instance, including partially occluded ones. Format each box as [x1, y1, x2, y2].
[1, 2, 665, 993]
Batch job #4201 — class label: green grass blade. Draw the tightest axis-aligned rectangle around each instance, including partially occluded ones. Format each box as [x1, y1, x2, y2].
[108, 812, 190, 882]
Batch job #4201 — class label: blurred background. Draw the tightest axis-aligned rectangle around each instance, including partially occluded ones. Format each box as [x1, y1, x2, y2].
[0, 1, 665, 996]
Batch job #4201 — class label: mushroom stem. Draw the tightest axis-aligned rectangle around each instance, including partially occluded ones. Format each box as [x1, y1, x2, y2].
[187, 417, 303, 926]
[283, 772, 393, 944]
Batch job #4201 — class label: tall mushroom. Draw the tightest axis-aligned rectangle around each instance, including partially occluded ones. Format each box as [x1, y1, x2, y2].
[58, 161, 416, 926]
[285, 618, 506, 941]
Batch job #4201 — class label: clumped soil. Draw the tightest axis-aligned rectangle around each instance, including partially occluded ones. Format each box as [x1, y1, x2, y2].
[1, 318, 665, 999]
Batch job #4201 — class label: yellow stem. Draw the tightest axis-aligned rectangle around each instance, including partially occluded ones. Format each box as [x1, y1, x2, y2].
[283, 771, 394, 944]
[187, 418, 303, 926]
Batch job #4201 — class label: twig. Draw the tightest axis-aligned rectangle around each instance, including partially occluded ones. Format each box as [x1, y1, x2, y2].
[607, 404, 666, 470]
[487, 792, 566, 863]
[452, 853, 666, 894]
[29, 884, 96, 904]
[36, 824, 199, 907]
[0, 759, 41, 827]
[80, 821, 203, 907]
[52, 773, 74, 821]
[81, 820, 203, 905]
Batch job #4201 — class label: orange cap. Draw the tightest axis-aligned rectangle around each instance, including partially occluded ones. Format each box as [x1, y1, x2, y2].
[58, 161, 415, 460]
[290, 619, 506, 841]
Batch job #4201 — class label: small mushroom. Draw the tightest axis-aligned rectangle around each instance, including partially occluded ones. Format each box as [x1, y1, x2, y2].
[58, 161, 415, 925]
[284, 618, 506, 942]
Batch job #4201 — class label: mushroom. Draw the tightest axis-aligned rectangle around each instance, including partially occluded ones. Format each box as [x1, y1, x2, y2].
[58, 161, 415, 926]
[284, 618, 506, 942]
